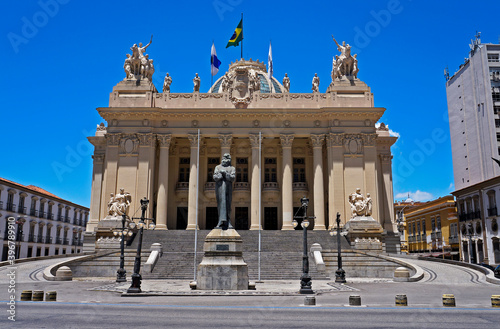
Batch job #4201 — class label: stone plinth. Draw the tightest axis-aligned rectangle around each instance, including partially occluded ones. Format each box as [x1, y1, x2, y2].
[344, 216, 383, 252]
[95, 216, 130, 249]
[197, 228, 249, 290]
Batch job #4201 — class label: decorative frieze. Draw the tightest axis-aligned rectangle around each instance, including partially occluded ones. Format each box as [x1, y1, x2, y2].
[136, 133, 155, 147]
[119, 134, 140, 156]
[280, 134, 294, 148]
[344, 134, 363, 155]
[361, 133, 377, 146]
[327, 133, 344, 147]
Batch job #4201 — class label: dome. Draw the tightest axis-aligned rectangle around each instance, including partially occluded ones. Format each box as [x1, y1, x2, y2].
[209, 59, 284, 94]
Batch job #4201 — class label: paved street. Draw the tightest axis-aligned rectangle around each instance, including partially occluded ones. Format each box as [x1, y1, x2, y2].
[0, 257, 499, 327]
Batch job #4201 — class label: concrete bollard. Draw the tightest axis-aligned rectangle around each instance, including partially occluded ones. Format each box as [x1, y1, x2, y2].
[45, 291, 57, 301]
[248, 282, 256, 290]
[304, 296, 316, 306]
[393, 267, 410, 282]
[20, 290, 32, 301]
[395, 294, 408, 306]
[55, 266, 72, 281]
[349, 295, 362, 306]
[32, 291, 44, 301]
[442, 294, 456, 307]
[189, 281, 197, 290]
[492, 295, 500, 308]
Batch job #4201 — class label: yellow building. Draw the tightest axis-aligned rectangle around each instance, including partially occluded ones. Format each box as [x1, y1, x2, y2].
[394, 198, 424, 253]
[405, 196, 459, 258]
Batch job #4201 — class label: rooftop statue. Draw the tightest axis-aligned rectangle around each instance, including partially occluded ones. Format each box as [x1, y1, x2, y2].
[124, 35, 155, 81]
[193, 73, 200, 92]
[312, 73, 320, 92]
[331, 35, 359, 80]
[214, 153, 236, 230]
[163, 73, 172, 93]
[282, 73, 290, 92]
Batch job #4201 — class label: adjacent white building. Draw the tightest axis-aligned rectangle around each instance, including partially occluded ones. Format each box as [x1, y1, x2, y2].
[446, 35, 500, 191]
[0, 177, 89, 261]
[447, 34, 500, 265]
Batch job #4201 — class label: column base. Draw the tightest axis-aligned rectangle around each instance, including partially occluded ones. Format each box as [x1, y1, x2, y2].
[155, 224, 168, 230]
[186, 224, 198, 230]
[281, 225, 294, 230]
[249, 224, 261, 230]
[313, 225, 326, 230]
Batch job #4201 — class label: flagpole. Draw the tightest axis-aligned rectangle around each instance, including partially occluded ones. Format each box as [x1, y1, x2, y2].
[211, 40, 214, 88]
[258, 131, 262, 282]
[240, 13, 243, 59]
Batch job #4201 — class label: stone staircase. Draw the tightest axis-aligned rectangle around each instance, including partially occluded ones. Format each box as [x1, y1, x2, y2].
[137, 230, 349, 280]
[322, 250, 401, 278]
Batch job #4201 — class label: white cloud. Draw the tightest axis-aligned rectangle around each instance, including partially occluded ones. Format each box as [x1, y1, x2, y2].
[448, 182, 454, 191]
[395, 190, 434, 202]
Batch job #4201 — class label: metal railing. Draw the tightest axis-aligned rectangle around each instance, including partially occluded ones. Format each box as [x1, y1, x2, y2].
[30, 208, 38, 216]
[38, 211, 45, 219]
[16, 234, 24, 242]
[0, 201, 3, 210]
[36, 235, 43, 243]
[6, 203, 15, 212]
[44, 237, 52, 244]
[488, 207, 498, 217]
[28, 234, 35, 242]
[18, 206, 27, 214]
[55, 237, 62, 244]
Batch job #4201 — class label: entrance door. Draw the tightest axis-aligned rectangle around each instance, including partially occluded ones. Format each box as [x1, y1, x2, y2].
[176, 207, 188, 230]
[235, 207, 248, 230]
[206, 207, 218, 230]
[264, 207, 278, 230]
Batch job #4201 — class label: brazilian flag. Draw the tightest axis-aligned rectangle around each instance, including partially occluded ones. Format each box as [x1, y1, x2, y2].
[226, 19, 243, 48]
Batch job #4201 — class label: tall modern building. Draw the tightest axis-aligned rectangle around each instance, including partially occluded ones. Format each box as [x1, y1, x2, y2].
[446, 34, 500, 191]
[447, 34, 500, 265]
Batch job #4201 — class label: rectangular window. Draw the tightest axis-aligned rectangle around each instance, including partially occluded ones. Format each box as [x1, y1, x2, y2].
[39, 202, 45, 218]
[431, 217, 435, 231]
[412, 222, 416, 236]
[422, 220, 426, 235]
[488, 53, 500, 62]
[264, 158, 277, 182]
[417, 221, 421, 235]
[206, 157, 219, 182]
[436, 216, 441, 230]
[236, 158, 248, 182]
[293, 158, 306, 183]
[493, 92, 500, 102]
[178, 158, 190, 182]
[409, 221, 413, 236]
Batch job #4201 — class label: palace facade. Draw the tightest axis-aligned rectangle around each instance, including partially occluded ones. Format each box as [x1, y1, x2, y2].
[85, 46, 398, 250]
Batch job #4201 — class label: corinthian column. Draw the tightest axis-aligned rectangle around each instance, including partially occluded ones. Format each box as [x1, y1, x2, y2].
[155, 134, 172, 230]
[280, 134, 294, 230]
[218, 134, 232, 157]
[249, 133, 261, 230]
[186, 133, 200, 230]
[311, 134, 326, 230]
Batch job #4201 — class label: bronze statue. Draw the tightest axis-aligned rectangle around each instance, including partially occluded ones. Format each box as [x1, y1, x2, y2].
[214, 153, 236, 230]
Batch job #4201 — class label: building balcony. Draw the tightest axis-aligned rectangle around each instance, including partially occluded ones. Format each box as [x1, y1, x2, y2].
[38, 211, 46, 219]
[488, 207, 498, 217]
[44, 237, 52, 244]
[63, 238, 69, 245]
[203, 182, 216, 199]
[416, 235, 421, 242]
[0, 201, 3, 210]
[16, 234, 24, 242]
[36, 235, 43, 243]
[262, 182, 280, 200]
[55, 237, 62, 244]
[175, 181, 189, 198]
[233, 182, 250, 199]
[48, 213, 54, 220]
[28, 234, 35, 242]
[6, 203, 15, 212]
[64, 216, 70, 223]
[292, 182, 308, 191]
[449, 236, 459, 244]
[30, 208, 38, 217]
[18, 206, 27, 214]
[262, 182, 279, 191]
[459, 213, 467, 222]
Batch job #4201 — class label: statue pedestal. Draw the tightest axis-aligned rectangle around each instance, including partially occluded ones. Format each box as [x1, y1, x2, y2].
[197, 228, 249, 290]
[94, 216, 130, 248]
[344, 216, 383, 252]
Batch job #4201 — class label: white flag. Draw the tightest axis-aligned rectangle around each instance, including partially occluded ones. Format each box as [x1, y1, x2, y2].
[211, 42, 221, 76]
[268, 41, 273, 79]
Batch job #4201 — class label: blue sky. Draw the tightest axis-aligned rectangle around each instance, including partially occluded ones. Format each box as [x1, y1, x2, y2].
[2, 0, 500, 207]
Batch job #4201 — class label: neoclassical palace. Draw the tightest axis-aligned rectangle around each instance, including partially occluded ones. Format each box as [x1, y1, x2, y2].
[85, 42, 398, 240]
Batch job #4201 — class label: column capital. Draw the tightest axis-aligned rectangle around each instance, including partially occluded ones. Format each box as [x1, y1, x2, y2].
[105, 133, 120, 146]
[361, 133, 377, 146]
[188, 133, 200, 147]
[327, 133, 344, 147]
[218, 133, 233, 148]
[157, 134, 172, 148]
[137, 133, 155, 147]
[379, 153, 393, 163]
[310, 134, 325, 148]
[92, 154, 105, 163]
[249, 133, 262, 148]
[280, 134, 294, 148]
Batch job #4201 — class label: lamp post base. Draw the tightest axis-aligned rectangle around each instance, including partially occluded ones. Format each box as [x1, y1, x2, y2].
[300, 274, 314, 294]
[127, 273, 142, 293]
[335, 268, 346, 283]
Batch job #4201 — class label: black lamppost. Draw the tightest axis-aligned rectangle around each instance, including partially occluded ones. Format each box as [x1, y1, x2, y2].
[127, 198, 155, 293]
[464, 222, 477, 264]
[293, 196, 314, 294]
[113, 214, 133, 282]
[329, 212, 346, 283]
